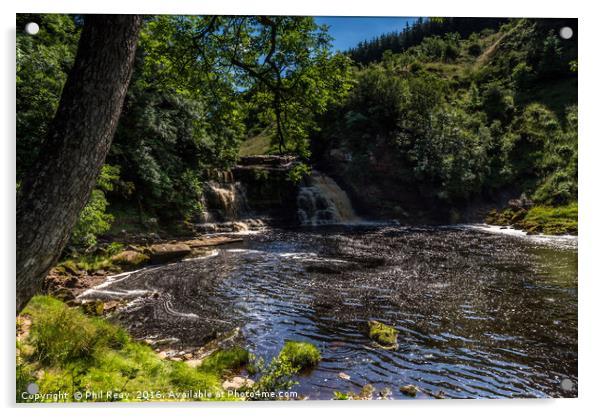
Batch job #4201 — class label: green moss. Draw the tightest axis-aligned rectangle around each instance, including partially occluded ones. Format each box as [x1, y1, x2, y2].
[197, 347, 250, 376]
[368, 320, 399, 348]
[111, 250, 150, 268]
[17, 296, 238, 402]
[486, 203, 577, 235]
[521, 203, 577, 235]
[277, 341, 321, 370]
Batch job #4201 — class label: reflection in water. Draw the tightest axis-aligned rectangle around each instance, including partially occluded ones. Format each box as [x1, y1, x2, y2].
[81, 226, 577, 399]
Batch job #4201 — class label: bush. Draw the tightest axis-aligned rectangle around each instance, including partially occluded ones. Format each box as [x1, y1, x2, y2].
[69, 165, 121, 249]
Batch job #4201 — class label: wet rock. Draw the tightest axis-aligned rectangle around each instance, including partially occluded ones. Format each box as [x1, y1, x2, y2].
[111, 250, 150, 267]
[338, 372, 351, 380]
[183, 236, 243, 248]
[356, 384, 374, 400]
[368, 320, 399, 349]
[222, 376, 255, 390]
[149, 243, 191, 264]
[149, 337, 180, 347]
[399, 384, 420, 397]
[378, 387, 392, 400]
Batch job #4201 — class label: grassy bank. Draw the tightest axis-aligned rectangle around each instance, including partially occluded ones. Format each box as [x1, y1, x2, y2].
[17, 296, 240, 402]
[17, 296, 322, 403]
[486, 202, 577, 235]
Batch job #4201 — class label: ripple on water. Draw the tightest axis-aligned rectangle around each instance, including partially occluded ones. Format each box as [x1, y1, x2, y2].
[80, 225, 577, 399]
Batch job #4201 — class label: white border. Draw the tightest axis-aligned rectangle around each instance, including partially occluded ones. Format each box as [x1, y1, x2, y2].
[2, 1, 599, 415]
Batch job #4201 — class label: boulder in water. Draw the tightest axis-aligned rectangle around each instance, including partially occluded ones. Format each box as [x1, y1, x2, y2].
[399, 384, 420, 397]
[368, 320, 399, 349]
[149, 243, 191, 264]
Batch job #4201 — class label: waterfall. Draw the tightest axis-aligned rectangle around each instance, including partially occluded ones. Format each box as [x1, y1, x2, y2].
[297, 171, 360, 226]
[197, 170, 260, 233]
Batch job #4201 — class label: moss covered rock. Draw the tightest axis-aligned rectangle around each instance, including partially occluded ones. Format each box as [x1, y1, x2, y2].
[368, 320, 399, 349]
[111, 250, 150, 267]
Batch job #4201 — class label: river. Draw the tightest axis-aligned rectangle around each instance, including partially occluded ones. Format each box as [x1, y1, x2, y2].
[80, 223, 577, 399]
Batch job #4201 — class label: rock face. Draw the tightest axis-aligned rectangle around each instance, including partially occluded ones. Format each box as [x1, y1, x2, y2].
[316, 143, 452, 223]
[149, 243, 191, 264]
[232, 156, 299, 225]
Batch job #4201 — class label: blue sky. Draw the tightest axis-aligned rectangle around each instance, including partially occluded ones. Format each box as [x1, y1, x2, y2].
[314, 17, 420, 52]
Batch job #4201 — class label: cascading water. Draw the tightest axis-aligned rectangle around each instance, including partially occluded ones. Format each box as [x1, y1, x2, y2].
[297, 170, 360, 225]
[197, 171, 263, 233]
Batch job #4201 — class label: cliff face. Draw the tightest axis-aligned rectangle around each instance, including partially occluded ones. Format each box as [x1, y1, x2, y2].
[231, 156, 300, 225]
[317, 141, 453, 225]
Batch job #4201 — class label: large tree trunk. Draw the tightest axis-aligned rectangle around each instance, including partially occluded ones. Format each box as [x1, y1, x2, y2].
[16, 15, 143, 313]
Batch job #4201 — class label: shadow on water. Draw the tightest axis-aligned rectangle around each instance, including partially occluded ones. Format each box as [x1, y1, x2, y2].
[80, 225, 577, 399]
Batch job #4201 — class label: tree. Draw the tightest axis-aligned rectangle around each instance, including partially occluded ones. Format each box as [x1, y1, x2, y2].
[142, 16, 352, 156]
[16, 15, 143, 313]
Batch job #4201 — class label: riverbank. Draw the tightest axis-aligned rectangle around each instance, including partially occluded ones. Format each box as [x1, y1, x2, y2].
[485, 203, 578, 235]
[17, 295, 323, 403]
[45, 235, 246, 303]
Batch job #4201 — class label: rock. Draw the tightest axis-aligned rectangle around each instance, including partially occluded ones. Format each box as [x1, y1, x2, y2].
[111, 250, 150, 267]
[149, 243, 191, 264]
[378, 387, 392, 400]
[52, 287, 75, 302]
[222, 377, 255, 390]
[338, 372, 351, 380]
[329, 148, 352, 163]
[357, 384, 374, 400]
[399, 384, 420, 397]
[183, 236, 243, 248]
[80, 300, 104, 316]
[64, 276, 79, 288]
[368, 320, 399, 349]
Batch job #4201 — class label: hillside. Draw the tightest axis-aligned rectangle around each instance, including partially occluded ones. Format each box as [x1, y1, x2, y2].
[312, 18, 577, 231]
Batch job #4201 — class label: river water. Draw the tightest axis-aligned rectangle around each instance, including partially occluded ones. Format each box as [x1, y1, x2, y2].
[81, 224, 577, 399]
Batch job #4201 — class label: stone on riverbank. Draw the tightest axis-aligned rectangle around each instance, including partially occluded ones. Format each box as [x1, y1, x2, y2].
[149, 243, 191, 264]
[182, 236, 243, 248]
[111, 250, 150, 267]
[222, 376, 255, 390]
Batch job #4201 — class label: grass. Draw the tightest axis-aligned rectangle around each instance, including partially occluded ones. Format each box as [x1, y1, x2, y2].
[239, 128, 273, 156]
[522, 203, 578, 235]
[57, 242, 125, 275]
[368, 320, 399, 348]
[486, 202, 577, 235]
[17, 296, 323, 402]
[197, 347, 250, 376]
[277, 341, 321, 370]
[17, 296, 246, 402]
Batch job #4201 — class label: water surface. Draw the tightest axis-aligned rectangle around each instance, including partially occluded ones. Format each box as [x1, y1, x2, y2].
[82, 225, 578, 399]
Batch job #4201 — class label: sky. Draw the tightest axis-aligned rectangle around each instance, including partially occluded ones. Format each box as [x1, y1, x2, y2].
[314, 17, 420, 52]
